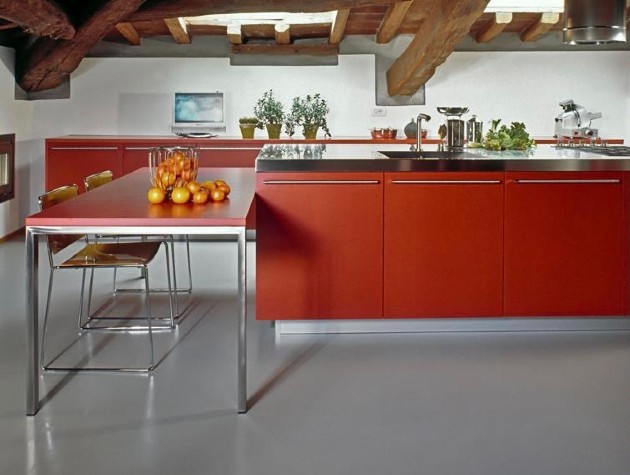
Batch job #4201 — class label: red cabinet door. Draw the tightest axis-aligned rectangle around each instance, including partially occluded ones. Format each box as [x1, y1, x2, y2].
[46, 141, 123, 192]
[198, 146, 261, 167]
[256, 172, 384, 320]
[504, 171, 628, 316]
[384, 172, 504, 318]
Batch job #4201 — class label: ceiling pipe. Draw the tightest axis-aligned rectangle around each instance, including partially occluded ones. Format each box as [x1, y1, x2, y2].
[563, 0, 626, 44]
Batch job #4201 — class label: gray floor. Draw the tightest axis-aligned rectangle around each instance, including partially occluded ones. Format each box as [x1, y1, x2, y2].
[2, 234, 630, 475]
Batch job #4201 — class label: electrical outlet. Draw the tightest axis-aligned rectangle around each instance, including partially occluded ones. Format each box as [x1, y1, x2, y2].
[372, 107, 387, 117]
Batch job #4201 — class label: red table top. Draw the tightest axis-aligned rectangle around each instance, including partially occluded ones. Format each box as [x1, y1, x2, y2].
[25, 168, 256, 228]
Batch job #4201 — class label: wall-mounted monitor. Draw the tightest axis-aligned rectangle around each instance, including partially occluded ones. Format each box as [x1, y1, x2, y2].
[172, 92, 225, 135]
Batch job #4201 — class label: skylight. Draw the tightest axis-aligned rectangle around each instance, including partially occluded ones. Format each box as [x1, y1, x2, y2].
[485, 0, 563, 13]
[186, 11, 337, 27]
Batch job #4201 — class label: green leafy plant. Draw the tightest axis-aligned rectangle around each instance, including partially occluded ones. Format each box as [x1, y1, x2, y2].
[482, 119, 536, 151]
[254, 90, 285, 129]
[285, 93, 331, 138]
[239, 117, 260, 126]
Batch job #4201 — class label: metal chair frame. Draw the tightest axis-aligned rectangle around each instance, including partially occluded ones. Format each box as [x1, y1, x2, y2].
[39, 184, 175, 372]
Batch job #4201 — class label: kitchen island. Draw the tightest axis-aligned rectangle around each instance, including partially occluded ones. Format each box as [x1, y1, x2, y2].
[255, 143, 630, 322]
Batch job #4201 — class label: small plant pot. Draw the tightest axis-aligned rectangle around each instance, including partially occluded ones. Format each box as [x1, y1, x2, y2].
[239, 124, 256, 139]
[303, 125, 319, 139]
[266, 123, 282, 139]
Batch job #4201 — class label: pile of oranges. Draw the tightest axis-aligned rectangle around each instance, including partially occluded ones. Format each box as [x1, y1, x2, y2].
[148, 179, 230, 205]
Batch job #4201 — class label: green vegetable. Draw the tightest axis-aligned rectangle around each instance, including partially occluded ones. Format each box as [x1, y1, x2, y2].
[482, 119, 536, 151]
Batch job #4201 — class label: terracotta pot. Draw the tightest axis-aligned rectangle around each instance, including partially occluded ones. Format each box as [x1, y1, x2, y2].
[266, 123, 282, 139]
[239, 124, 256, 139]
[303, 125, 319, 139]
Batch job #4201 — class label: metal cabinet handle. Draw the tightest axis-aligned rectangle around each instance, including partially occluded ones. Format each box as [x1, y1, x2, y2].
[50, 146, 118, 151]
[513, 179, 621, 184]
[199, 147, 261, 151]
[124, 147, 159, 151]
[263, 180, 380, 185]
[391, 180, 502, 185]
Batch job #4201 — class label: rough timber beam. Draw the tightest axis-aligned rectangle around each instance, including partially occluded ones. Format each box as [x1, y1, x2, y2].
[227, 24, 242, 44]
[329, 9, 350, 45]
[164, 17, 191, 44]
[0, 0, 75, 39]
[475, 12, 512, 43]
[129, 0, 399, 22]
[18, 0, 147, 92]
[275, 23, 291, 44]
[387, 0, 489, 96]
[115, 22, 141, 45]
[376, 1, 413, 44]
[520, 12, 559, 42]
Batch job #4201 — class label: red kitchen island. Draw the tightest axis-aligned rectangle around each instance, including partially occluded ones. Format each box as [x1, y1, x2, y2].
[255, 144, 630, 323]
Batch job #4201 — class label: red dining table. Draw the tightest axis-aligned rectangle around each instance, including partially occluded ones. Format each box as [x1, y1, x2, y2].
[24, 167, 255, 415]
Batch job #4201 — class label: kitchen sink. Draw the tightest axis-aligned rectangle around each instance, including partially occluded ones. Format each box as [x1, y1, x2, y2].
[378, 150, 481, 159]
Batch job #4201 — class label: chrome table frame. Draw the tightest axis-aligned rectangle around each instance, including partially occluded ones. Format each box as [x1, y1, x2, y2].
[26, 224, 248, 415]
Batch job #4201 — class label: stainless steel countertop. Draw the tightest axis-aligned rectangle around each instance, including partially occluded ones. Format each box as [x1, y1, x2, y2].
[255, 143, 630, 172]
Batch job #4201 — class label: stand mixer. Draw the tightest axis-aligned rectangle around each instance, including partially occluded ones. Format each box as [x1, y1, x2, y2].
[437, 107, 469, 151]
[554, 100, 602, 139]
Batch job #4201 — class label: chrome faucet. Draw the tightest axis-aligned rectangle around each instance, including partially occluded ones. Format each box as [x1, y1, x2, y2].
[414, 113, 431, 152]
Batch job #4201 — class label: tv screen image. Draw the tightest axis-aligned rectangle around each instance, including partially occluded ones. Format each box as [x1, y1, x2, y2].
[174, 92, 224, 125]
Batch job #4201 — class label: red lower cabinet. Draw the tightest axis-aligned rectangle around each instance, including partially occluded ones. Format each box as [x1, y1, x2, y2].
[504, 171, 628, 316]
[46, 142, 123, 192]
[256, 172, 384, 320]
[384, 172, 505, 317]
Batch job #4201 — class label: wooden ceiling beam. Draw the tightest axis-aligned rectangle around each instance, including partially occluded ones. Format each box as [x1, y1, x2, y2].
[115, 22, 141, 45]
[227, 24, 242, 44]
[275, 23, 291, 44]
[0, 0, 75, 39]
[130, 0, 400, 22]
[329, 9, 350, 45]
[164, 17, 191, 44]
[232, 43, 338, 56]
[376, 1, 413, 44]
[475, 12, 512, 43]
[18, 0, 147, 92]
[520, 12, 560, 42]
[387, 0, 490, 96]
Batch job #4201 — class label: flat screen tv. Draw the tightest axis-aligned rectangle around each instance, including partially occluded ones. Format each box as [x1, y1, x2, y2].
[172, 92, 225, 133]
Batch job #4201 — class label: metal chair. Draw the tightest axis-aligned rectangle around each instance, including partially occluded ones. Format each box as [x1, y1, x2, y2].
[84, 170, 193, 318]
[39, 184, 175, 372]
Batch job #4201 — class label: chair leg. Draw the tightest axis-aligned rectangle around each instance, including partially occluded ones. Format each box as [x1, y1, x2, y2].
[163, 242, 176, 329]
[142, 266, 156, 371]
[40, 269, 56, 370]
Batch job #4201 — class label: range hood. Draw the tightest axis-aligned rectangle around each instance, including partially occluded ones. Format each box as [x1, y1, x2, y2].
[563, 0, 627, 44]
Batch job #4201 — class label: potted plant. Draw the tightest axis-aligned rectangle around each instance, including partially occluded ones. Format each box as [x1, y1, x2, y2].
[254, 89, 285, 139]
[239, 117, 259, 139]
[285, 93, 331, 139]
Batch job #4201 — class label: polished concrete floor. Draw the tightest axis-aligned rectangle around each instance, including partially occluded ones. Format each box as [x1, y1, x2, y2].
[2, 234, 630, 475]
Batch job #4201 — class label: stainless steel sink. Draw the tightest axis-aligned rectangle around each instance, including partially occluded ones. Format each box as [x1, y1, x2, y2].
[378, 150, 480, 159]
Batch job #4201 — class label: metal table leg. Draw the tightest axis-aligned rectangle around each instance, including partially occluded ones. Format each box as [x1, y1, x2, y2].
[237, 227, 248, 413]
[26, 228, 39, 415]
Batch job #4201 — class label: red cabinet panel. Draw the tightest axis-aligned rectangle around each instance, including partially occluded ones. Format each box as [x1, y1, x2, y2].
[46, 142, 123, 192]
[197, 146, 261, 167]
[256, 172, 384, 320]
[504, 171, 628, 316]
[384, 172, 504, 317]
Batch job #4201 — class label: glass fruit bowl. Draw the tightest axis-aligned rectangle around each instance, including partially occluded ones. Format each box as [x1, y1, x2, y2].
[149, 146, 199, 194]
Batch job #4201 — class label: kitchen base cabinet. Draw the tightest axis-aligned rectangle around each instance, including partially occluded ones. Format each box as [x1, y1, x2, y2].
[256, 172, 383, 320]
[197, 146, 261, 168]
[384, 172, 504, 317]
[504, 171, 628, 316]
[46, 143, 123, 192]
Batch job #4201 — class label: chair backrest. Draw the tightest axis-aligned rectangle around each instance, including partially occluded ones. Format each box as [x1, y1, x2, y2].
[84, 170, 113, 192]
[38, 184, 84, 255]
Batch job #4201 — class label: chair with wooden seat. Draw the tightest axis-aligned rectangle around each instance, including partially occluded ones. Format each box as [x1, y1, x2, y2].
[39, 184, 175, 372]
[84, 170, 193, 311]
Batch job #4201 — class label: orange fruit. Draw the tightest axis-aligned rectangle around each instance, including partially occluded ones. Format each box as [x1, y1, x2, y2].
[192, 190, 209, 204]
[217, 183, 231, 197]
[147, 187, 166, 204]
[186, 181, 201, 194]
[210, 188, 226, 202]
[171, 187, 191, 204]
[202, 180, 217, 190]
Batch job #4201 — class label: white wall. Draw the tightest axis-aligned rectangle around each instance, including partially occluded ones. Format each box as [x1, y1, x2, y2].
[1, 49, 629, 237]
